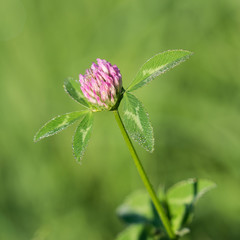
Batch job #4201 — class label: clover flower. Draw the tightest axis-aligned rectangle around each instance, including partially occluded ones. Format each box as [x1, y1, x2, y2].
[79, 59, 122, 110]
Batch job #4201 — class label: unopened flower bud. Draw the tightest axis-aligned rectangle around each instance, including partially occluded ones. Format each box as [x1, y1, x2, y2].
[79, 59, 122, 110]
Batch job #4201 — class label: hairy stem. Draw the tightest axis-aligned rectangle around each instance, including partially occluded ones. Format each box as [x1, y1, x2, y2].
[113, 110, 175, 239]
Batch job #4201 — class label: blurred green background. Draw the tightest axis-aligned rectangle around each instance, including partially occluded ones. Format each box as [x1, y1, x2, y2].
[1, 0, 240, 239]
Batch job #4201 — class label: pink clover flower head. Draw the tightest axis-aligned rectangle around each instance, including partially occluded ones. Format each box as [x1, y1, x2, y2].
[79, 59, 122, 110]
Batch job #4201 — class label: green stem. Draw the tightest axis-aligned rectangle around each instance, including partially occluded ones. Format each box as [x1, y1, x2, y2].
[113, 110, 175, 239]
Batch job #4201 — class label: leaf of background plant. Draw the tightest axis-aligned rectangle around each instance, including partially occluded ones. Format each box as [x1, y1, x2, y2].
[34, 111, 88, 142]
[120, 92, 154, 152]
[167, 204, 186, 233]
[167, 178, 216, 205]
[127, 50, 193, 92]
[117, 213, 150, 225]
[64, 77, 90, 107]
[115, 225, 146, 240]
[151, 188, 168, 229]
[117, 190, 152, 221]
[166, 178, 216, 232]
[176, 228, 190, 237]
[73, 112, 94, 162]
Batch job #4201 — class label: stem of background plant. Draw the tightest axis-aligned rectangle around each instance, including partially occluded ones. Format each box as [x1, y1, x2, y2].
[113, 110, 175, 239]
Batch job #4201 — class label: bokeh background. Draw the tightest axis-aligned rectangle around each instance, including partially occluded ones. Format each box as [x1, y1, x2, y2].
[1, 0, 240, 239]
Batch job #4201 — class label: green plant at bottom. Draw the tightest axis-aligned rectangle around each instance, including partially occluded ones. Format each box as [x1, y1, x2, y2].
[116, 179, 216, 240]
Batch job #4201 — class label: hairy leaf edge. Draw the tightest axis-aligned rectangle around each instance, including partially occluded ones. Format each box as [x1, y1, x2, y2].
[126, 49, 194, 92]
[33, 111, 89, 142]
[122, 93, 154, 152]
[72, 112, 94, 163]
